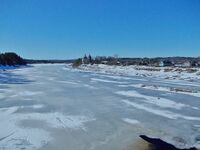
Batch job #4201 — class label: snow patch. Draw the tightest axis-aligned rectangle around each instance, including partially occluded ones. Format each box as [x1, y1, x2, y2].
[122, 100, 200, 121]
[10, 91, 43, 98]
[91, 78, 128, 84]
[116, 90, 186, 109]
[31, 104, 44, 109]
[58, 80, 78, 85]
[123, 118, 140, 125]
[130, 84, 200, 98]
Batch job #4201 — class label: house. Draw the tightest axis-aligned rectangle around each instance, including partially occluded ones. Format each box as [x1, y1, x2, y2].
[197, 61, 200, 67]
[174, 61, 191, 67]
[101, 61, 108, 64]
[183, 61, 191, 67]
[159, 61, 164, 67]
[82, 55, 91, 64]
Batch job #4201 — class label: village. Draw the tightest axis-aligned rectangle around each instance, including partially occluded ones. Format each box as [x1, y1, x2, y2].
[74, 54, 200, 68]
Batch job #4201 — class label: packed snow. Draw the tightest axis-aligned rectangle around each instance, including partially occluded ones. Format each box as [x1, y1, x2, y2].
[0, 64, 200, 150]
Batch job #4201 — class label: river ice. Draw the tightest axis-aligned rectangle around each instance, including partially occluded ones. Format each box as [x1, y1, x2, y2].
[0, 64, 200, 150]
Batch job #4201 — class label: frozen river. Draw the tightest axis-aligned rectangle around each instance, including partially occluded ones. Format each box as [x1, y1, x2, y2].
[0, 64, 200, 150]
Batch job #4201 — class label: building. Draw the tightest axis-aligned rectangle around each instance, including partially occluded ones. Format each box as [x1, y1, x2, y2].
[174, 61, 191, 67]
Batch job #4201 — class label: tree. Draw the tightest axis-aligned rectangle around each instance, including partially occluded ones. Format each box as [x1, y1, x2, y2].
[0, 52, 27, 66]
[88, 54, 92, 63]
[72, 58, 82, 68]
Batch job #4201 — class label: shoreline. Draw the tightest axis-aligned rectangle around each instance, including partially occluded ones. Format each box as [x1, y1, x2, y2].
[69, 64, 200, 82]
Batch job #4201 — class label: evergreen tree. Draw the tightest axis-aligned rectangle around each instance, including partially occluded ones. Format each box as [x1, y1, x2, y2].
[0, 52, 27, 66]
[88, 54, 92, 63]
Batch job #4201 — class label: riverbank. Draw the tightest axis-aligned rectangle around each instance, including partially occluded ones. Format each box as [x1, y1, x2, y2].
[70, 64, 200, 82]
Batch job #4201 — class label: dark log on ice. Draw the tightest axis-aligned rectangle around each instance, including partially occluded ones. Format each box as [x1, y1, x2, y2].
[140, 135, 198, 150]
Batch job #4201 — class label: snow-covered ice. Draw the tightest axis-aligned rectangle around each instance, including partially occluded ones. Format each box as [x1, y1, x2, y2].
[0, 64, 200, 150]
[122, 99, 200, 121]
[116, 90, 187, 109]
[126, 83, 200, 98]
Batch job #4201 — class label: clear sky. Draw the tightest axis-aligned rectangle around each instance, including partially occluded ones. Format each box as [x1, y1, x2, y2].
[0, 0, 200, 59]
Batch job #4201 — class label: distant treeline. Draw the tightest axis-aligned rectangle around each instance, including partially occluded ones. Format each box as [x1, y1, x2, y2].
[25, 59, 74, 64]
[0, 52, 74, 66]
[0, 52, 27, 66]
[1, 52, 200, 68]
[73, 55, 200, 67]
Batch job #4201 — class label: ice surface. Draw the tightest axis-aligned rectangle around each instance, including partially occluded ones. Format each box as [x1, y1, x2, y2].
[122, 100, 200, 121]
[0, 105, 95, 150]
[128, 84, 200, 98]
[116, 90, 187, 109]
[0, 64, 200, 150]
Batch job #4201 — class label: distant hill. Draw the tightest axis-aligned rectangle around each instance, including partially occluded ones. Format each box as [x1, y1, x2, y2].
[0, 52, 27, 66]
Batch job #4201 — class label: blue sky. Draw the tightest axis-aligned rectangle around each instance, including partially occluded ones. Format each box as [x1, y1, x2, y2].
[0, 0, 200, 59]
